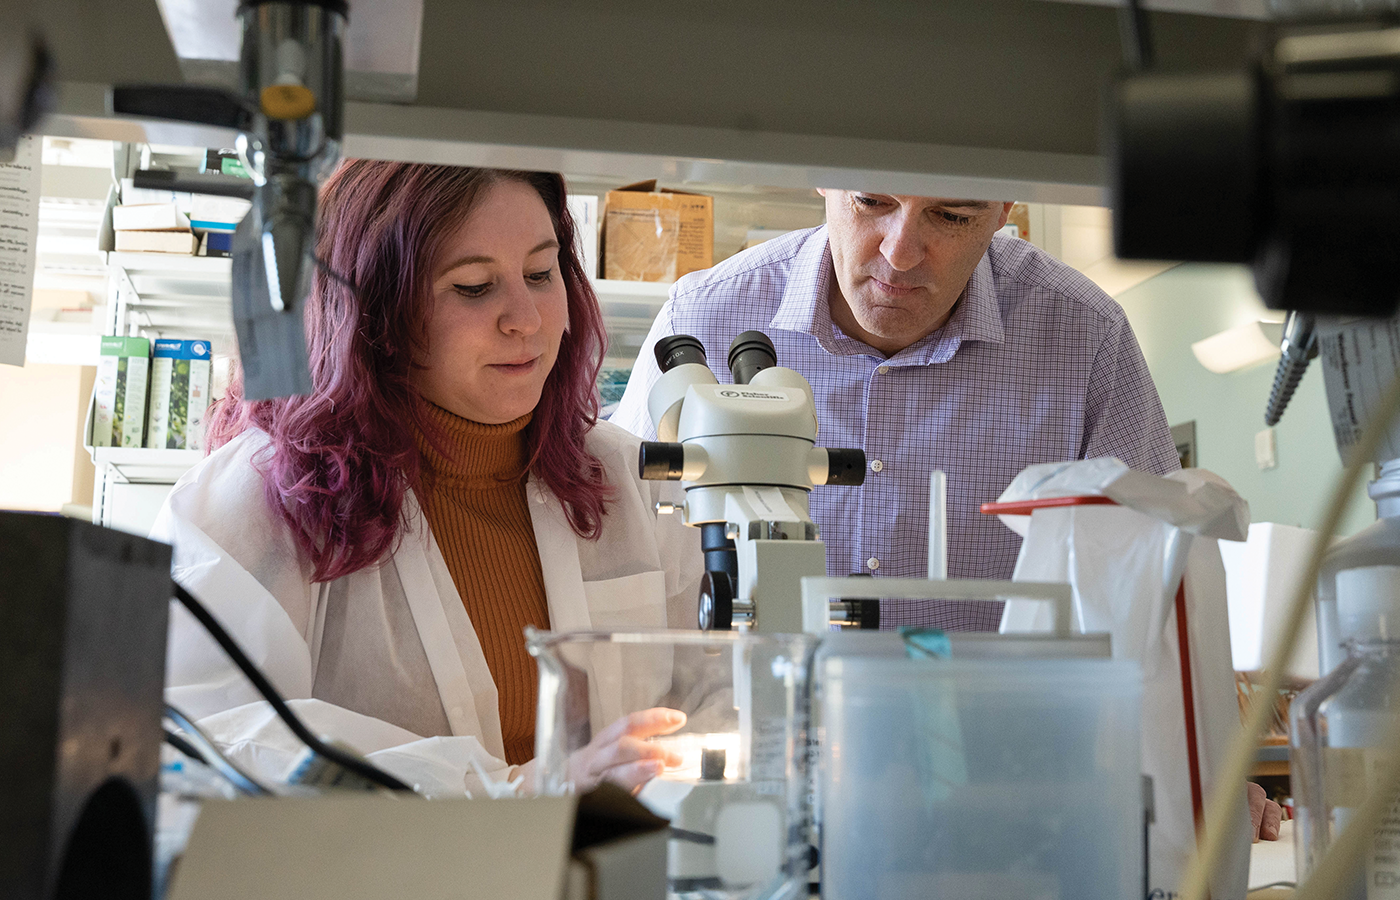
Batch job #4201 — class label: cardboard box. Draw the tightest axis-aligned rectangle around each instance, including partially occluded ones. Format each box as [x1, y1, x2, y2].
[190, 193, 252, 234]
[93, 336, 150, 448]
[114, 230, 199, 255]
[1007, 202, 1031, 241]
[120, 177, 193, 211]
[168, 783, 667, 900]
[198, 232, 233, 258]
[203, 149, 252, 179]
[112, 203, 191, 232]
[146, 339, 213, 450]
[602, 180, 712, 282]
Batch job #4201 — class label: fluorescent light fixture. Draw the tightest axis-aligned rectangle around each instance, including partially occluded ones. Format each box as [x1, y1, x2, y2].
[1191, 319, 1285, 373]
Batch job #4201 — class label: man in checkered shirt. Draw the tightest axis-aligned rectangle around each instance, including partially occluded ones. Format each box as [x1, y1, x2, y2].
[611, 191, 1179, 631]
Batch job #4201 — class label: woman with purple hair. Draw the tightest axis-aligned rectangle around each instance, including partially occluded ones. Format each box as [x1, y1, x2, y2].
[153, 161, 703, 796]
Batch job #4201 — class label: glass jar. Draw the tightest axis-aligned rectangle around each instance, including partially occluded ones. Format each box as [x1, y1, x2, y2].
[527, 629, 819, 900]
[1292, 566, 1400, 899]
[1315, 459, 1400, 677]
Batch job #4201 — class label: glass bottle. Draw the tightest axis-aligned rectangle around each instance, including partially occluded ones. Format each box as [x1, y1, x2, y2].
[1292, 565, 1400, 899]
[1316, 460, 1400, 677]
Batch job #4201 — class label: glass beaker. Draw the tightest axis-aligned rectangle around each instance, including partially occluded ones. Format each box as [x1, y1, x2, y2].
[1292, 566, 1400, 899]
[526, 628, 818, 900]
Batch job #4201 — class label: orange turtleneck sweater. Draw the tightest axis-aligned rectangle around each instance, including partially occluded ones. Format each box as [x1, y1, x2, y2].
[414, 401, 550, 765]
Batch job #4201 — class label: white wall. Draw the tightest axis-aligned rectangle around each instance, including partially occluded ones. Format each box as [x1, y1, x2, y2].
[0, 362, 94, 512]
[1115, 264, 1374, 537]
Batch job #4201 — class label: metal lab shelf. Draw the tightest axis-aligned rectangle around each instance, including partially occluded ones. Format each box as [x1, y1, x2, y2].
[88, 446, 202, 484]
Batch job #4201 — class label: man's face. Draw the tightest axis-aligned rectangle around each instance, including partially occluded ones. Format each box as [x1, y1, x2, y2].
[820, 190, 1013, 356]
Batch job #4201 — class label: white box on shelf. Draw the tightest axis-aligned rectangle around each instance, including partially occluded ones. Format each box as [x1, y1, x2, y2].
[190, 194, 252, 233]
[568, 195, 599, 280]
[112, 203, 192, 231]
[114, 231, 199, 254]
[119, 177, 193, 212]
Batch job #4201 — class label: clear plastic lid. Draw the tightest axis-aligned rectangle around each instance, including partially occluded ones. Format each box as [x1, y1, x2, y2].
[1335, 565, 1400, 642]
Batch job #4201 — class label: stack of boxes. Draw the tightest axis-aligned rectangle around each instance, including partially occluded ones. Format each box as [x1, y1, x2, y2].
[91, 338, 214, 451]
[112, 203, 198, 255]
[112, 162, 252, 257]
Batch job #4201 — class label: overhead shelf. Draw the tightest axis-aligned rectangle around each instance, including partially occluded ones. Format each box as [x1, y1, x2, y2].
[592, 278, 670, 302]
[101, 255, 670, 352]
[105, 252, 232, 275]
[88, 446, 202, 484]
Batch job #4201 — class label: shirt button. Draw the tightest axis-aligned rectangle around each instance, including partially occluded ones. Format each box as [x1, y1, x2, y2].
[866, 557, 880, 571]
[870, 459, 884, 473]
[877, 365, 890, 375]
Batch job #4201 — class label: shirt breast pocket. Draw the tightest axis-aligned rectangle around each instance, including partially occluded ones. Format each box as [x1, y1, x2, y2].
[582, 570, 668, 631]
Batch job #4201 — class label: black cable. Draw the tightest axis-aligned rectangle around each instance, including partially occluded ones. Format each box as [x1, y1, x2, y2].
[1119, 0, 1155, 71]
[163, 711, 270, 797]
[163, 729, 205, 764]
[172, 581, 415, 793]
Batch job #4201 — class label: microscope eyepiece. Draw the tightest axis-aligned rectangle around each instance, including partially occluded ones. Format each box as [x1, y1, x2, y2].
[638, 441, 688, 481]
[655, 334, 708, 372]
[728, 331, 777, 385]
[823, 448, 867, 486]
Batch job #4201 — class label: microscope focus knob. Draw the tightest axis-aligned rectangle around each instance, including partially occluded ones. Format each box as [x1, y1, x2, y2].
[824, 448, 868, 486]
[697, 571, 734, 631]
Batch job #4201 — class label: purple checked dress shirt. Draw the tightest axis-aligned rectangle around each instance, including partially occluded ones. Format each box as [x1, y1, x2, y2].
[610, 226, 1179, 630]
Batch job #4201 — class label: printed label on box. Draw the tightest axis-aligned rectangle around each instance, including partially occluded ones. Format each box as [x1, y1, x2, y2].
[147, 339, 212, 450]
[94, 336, 150, 448]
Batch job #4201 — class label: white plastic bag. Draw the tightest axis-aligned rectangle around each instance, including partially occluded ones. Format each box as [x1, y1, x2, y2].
[997, 458, 1252, 900]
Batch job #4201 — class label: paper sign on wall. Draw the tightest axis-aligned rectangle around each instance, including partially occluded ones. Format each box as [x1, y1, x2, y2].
[0, 135, 42, 367]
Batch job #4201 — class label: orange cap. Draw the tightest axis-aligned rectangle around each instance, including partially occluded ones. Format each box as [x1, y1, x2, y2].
[260, 84, 316, 121]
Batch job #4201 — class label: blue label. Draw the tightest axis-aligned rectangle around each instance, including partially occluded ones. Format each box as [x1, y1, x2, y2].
[153, 339, 212, 359]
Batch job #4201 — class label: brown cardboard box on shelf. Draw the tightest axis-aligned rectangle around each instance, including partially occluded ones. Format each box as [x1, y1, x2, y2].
[1007, 202, 1030, 241]
[602, 180, 713, 282]
[113, 230, 199, 254]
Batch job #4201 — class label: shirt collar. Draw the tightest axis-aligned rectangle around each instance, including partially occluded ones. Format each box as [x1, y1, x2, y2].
[906, 248, 1006, 365]
[769, 225, 839, 349]
[767, 227, 1006, 364]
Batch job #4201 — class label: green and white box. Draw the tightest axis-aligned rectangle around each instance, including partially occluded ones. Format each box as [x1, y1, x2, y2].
[94, 336, 151, 448]
[146, 339, 213, 450]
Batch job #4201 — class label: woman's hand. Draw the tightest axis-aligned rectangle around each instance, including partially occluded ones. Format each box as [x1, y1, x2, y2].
[567, 708, 687, 793]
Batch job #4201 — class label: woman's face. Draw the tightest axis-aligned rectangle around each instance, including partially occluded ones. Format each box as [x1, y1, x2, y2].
[414, 179, 569, 424]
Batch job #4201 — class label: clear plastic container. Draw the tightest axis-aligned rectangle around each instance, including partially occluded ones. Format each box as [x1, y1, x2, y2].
[527, 629, 819, 900]
[1317, 460, 1400, 676]
[817, 651, 1143, 900]
[1292, 566, 1400, 899]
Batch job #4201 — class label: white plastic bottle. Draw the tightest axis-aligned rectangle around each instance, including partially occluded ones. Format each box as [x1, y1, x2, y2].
[1291, 566, 1400, 899]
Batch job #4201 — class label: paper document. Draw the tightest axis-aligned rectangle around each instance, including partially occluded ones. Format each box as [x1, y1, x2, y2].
[0, 135, 42, 367]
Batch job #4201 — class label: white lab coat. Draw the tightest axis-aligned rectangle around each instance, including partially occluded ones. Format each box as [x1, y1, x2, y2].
[152, 420, 704, 796]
